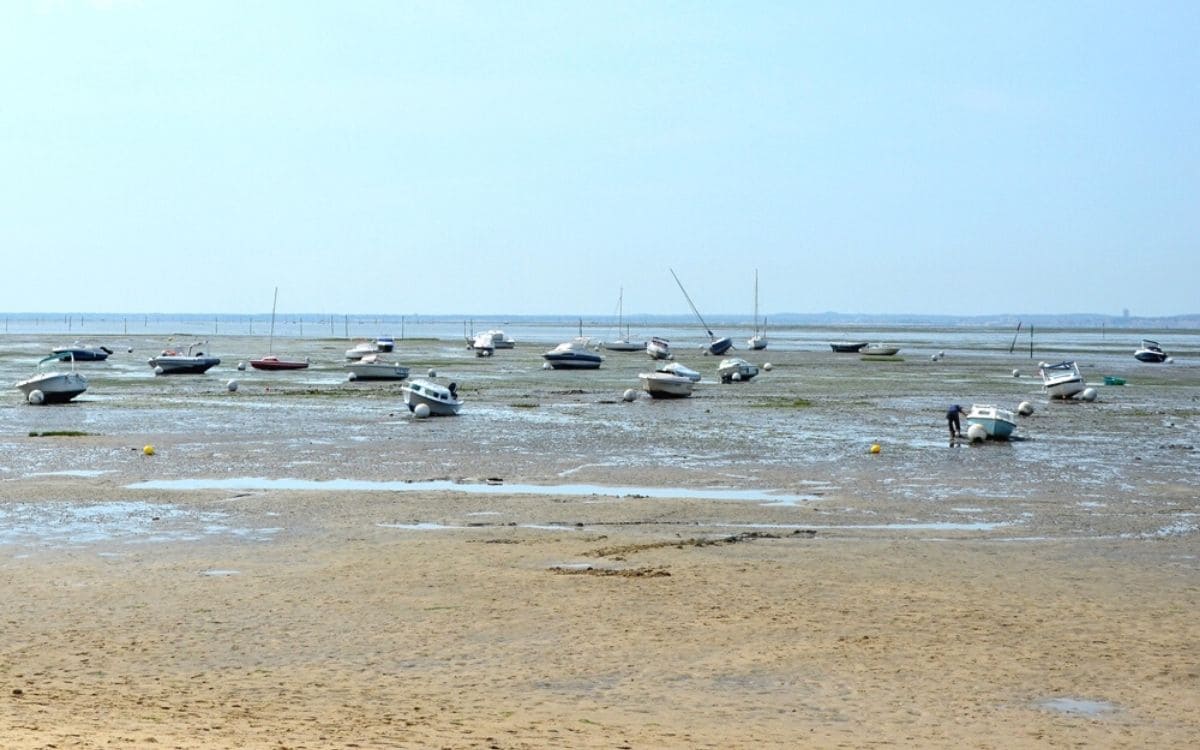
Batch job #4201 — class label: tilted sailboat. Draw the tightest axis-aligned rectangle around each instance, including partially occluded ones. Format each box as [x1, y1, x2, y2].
[670, 268, 732, 355]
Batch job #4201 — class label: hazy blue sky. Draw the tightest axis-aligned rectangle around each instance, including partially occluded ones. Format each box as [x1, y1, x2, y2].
[2, 1, 1196, 317]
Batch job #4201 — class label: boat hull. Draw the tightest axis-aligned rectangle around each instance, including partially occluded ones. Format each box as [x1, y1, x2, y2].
[603, 340, 646, 352]
[1045, 378, 1086, 399]
[747, 336, 767, 350]
[1134, 350, 1167, 363]
[706, 337, 734, 356]
[646, 338, 672, 360]
[717, 358, 759, 383]
[52, 347, 110, 362]
[861, 346, 900, 357]
[966, 411, 1017, 439]
[1041, 362, 1086, 399]
[830, 341, 868, 353]
[150, 357, 220, 375]
[250, 358, 309, 371]
[543, 354, 602, 369]
[16, 372, 88, 403]
[345, 363, 409, 381]
[402, 380, 462, 416]
[638, 373, 695, 398]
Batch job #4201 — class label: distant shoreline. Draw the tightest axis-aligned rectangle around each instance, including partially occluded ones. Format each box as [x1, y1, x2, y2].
[2, 311, 1198, 328]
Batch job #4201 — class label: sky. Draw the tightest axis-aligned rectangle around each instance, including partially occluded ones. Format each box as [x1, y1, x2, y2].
[1, 1, 1197, 317]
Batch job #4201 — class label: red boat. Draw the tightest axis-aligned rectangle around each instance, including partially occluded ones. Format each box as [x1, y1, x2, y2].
[249, 355, 309, 371]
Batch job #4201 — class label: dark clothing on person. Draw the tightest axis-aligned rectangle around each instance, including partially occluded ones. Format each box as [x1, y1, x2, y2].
[946, 404, 964, 437]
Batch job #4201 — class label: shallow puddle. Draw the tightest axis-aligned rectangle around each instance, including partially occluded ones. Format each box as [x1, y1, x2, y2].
[128, 477, 811, 504]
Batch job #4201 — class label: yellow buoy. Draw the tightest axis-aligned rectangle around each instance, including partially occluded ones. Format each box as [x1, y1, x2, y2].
[869, 443, 881, 454]
[143, 444, 156, 456]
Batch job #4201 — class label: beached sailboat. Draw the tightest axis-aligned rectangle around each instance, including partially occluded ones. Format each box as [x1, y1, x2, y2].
[669, 268, 732, 355]
[250, 287, 309, 371]
[747, 270, 767, 350]
[603, 288, 645, 352]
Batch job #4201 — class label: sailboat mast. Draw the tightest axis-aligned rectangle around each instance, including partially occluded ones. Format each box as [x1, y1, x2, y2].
[753, 269, 759, 336]
[669, 268, 715, 338]
[268, 286, 278, 354]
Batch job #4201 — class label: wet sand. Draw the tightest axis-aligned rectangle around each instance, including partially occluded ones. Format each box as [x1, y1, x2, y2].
[2, 470, 1198, 749]
[3, 333, 1199, 747]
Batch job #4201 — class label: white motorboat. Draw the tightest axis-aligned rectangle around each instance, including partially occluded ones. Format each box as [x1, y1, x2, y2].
[861, 343, 901, 357]
[344, 354, 409, 381]
[402, 379, 462, 416]
[747, 270, 767, 350]
[149, 341, 221, 375]
[1040, 360, 1086, 399]
[486, 330, 515, 349]
[670, 268, 734, 355]
[543, 338, 602, 369]
[646, 336, 673, 360]
[16, 354, 88, 404]
[966, 404, 1017, 439]
[345, 341, 377, 360]
[1133, 339, 1168, 363]
[469, 332, 495, 357]
[638, 369, 696, 399]
[717, 357, 759, 383]
[374, 335, 395, 352]
[659, 362, 701, 382]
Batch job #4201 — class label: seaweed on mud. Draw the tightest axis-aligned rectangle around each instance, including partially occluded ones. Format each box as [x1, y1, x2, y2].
[751, 397, 813, 409]
[549, 566, 671, 578]
[585, 530, 813, 559]
[28, 431, 92, 437]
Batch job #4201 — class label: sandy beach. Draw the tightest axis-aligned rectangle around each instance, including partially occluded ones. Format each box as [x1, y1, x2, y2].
[3, 333, 1199, 747]
[2, 470, 1198, 748]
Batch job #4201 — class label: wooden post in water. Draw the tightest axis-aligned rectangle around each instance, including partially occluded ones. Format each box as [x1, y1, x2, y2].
[1029, 324, 1034, 358]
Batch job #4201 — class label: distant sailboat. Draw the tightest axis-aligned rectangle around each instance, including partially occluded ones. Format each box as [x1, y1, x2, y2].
[603, 287, 645, 352]
[747, 269, 767, 350]
[670, 268, 732, 355]
[250, 287, 310, 370]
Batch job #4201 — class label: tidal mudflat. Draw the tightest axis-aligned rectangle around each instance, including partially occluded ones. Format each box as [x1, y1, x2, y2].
[2, 327, 1197, 747]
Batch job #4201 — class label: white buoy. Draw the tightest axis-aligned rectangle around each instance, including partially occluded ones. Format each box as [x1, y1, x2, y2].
[1012, 369, 1020, 378]
[413, 403, 431, 419]
[226, 379, 239, 392]
[127, 347, 134, 353]
[1166, 356, 1174, 364]
[931, 354, 939, 361]
[938, 350, 945, 358]
[731, 372, 742, 382]
[1080, 387, 1098, 402]
[427, 369, 437, 378]
[237, 361, 246, 371]
[1017, 401, 1034, 416]
[967, 423, 987, 443]
[27, 389, 44, 405]
[763, 362, 773, 371]
[154, 365, 165, 376]
[542, 362, 552, 370]
[622, 388, 638, 402]
[346, 372, 357, 382]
